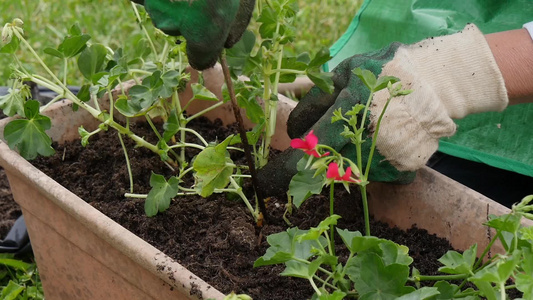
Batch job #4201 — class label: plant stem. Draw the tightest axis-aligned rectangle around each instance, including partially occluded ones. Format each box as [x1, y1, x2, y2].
[329, 182, 336, 254]
[39, 94, 63, 112]
[124, 193, 147, 198]
[184, 100, 225, 123]
[360, 184, 370, 236]
[130, 2, 157, 58]
[308, 278, 322, 296]
[365, 95, 393, 177]
[229, 177, 258, 222]
[118, 132, 134, 193]
[219, 53, 268, 224]
[178, 128, 208, 147]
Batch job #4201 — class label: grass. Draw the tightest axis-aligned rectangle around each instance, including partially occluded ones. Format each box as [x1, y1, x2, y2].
[0, 0, 362, 86]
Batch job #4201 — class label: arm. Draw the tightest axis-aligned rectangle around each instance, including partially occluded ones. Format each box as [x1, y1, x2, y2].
[486, 28, 533, 105]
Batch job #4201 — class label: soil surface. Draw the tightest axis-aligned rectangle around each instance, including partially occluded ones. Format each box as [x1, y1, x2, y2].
[26, 117, 518, 299]
[0, 167, 21, 239]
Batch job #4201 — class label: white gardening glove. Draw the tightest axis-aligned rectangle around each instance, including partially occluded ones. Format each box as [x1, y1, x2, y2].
[371, 24, 508, 171]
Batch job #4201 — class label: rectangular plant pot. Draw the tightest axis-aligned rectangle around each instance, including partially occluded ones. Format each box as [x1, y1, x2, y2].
[0, 66, 527, 299]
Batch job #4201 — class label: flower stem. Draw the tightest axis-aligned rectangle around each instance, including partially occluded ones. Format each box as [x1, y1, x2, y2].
[329, 182, 336, 254]
[360, 184, 370, 236]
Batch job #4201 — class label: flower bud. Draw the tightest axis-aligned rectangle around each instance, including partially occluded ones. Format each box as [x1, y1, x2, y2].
[13, 18, 24, 27]
[2, 23, 12, 43]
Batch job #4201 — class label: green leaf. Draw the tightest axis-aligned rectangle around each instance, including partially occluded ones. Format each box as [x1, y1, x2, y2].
[223, 81, 265, 124]
[77, 43, 107, 81]
[160, 70, 181, 98]
[163, 109, 180, 142]
[191, 83, 218, 101]
[4, 100, 55, 160]
[58, 33, 91, 58]
[0, 36, 19, 53]
[316, 290, 347, 300]
[431, 281, 458, 300]
[115, 72, 163, 117]
[254, 227, 322, 266]
[470, 251, 520, 285]
[193, 136, 234, 197]
[0, 87, 26, 117]
[0, 258, 31, 271]
[374, 76, 399, 93]
[351, 252, 414, 299]
[438, 244, 477, 275]
[336, 228, 363, 253]
[226, 30, 256, 76]
[44, 47, 64, 59]
[306, 70, 334, 94]
[308, 47, 331, 69]
[78, 126, 91, 146]
[298, 215, 341, 242]
[229, 122, 264, 146]
[257, 7, 278, 39]
[395, 287, 440, 300]
[68, 23, 82, 36]
[0, 280, 24, 300]
[331, 108, 344, 124]
[486, 214, 521, 233]
[280, 260, 313, 279]
[353, 68, 377, 91]
[288, 157, 326, 208]
[277, 57, 307, 83]
[144, 173, 179, 217]
[379, 240, 413, 266]
[469, 279, 497, 300]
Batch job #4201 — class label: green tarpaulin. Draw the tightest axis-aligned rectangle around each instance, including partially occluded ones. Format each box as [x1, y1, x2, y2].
[325, 0, 533, 177]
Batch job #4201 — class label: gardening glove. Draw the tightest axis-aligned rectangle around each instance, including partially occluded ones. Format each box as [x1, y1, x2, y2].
[131, 0, 255, 70]
[258, 24, 508, 197]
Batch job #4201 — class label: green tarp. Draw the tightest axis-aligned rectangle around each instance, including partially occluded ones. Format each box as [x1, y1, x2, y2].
[325, 0, 533, 177]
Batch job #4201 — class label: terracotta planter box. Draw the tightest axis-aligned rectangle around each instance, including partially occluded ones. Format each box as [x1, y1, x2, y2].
[0, 67, 527, 299]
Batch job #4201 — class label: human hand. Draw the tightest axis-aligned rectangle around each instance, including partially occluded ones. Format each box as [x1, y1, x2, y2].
[132, 0, 255, 70]
[258, 24, 508, 197]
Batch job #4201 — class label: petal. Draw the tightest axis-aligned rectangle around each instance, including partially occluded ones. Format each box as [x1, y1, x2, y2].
[305, 149, 321, 158]
[305, 130, 318, 148]
[290, 138, 309, 150]
[326, 162, 340, 179]
[319, 151, 331, 158]
[342, 167, 353, 181]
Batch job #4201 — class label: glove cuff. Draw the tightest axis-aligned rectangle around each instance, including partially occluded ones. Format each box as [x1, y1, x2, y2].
[403, 24, 508, 119]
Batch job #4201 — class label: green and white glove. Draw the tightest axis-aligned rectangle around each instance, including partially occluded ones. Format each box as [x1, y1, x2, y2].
[258, 24, 508, 197]
[131, 0, 255, 70]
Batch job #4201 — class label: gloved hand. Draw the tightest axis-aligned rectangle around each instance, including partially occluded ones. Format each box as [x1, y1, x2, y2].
[131, 0, 255, 70]
[258, 24, 509, 197]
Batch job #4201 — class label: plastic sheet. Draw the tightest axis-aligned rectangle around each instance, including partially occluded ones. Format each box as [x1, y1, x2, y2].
[325, 0, 533, 177]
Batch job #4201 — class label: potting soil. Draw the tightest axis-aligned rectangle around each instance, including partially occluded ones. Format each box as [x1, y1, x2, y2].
[29, 117, 522, 299]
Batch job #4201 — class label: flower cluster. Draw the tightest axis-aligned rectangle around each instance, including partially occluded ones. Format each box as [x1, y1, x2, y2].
[291, 130, 359, 183]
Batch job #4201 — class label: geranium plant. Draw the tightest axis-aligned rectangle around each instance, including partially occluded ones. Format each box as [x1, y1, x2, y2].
[0, 0, 334, 225]
[256, 68, 533, 299]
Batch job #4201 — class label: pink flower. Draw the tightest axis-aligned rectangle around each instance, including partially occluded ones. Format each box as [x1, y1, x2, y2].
[326, 162, 359, 183]
[290, 130, 329, 158]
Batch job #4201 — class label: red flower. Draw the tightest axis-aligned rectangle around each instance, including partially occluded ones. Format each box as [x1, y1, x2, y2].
[326, 162, 359, 183]
[290, 130, 329, 158]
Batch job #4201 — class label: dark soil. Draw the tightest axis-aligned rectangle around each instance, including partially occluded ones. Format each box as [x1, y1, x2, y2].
[26, 117, 517, 299]
[0, 167, 21, 239]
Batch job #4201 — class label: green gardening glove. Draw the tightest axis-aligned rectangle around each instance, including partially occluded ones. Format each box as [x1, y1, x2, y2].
[131, 0, 255, 70]
[258, 24, 509, 197]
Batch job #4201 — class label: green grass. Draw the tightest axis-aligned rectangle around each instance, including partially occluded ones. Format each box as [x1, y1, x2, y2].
[0, 0, 362, 86]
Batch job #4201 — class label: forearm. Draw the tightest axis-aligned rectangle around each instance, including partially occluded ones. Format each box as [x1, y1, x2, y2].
[485, 28, 533, 105]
